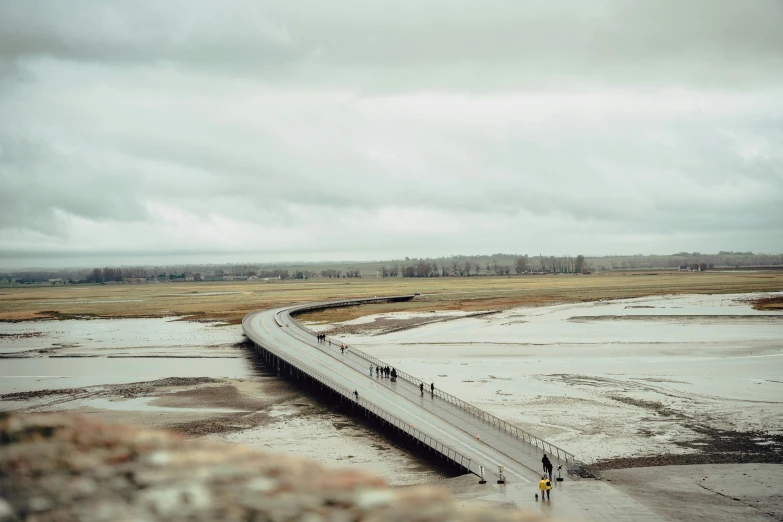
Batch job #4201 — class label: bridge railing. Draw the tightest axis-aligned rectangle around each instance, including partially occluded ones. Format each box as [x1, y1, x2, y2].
[283, 300, 580, 469]
[243, 314, 473, 475]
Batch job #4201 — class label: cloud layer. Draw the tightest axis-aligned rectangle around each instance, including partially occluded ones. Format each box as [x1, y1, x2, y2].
[1, 1, 782, 267]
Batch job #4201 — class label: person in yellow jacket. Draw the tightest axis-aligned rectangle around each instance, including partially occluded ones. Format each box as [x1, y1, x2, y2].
[537, 475, 552, 500]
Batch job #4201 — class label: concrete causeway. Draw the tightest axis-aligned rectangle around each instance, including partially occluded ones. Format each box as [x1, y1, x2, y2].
[242, 296, 667, 521]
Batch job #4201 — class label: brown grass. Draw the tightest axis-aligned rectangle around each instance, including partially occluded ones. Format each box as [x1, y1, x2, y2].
[0, 271, 781, 324]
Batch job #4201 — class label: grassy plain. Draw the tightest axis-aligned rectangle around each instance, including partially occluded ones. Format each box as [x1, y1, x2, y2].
[0, 270, 781, 324]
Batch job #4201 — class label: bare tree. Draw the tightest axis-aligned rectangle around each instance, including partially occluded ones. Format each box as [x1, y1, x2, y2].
[575, 255, 586, 274]
[514, 255, 529, 274]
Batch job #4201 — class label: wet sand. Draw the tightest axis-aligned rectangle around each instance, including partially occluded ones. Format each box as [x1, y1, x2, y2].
[602, 464, 783, 522]
[323, 292, 783, 467]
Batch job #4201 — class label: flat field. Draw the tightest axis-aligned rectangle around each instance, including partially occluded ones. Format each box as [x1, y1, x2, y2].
[1, 271, 782, 323]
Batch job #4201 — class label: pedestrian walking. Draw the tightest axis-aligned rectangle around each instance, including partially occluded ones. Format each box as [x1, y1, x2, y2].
[419, 383, 424, 396]
[542, 454, 553, 480]
[430, 382, 434, 395]
[538, 476, 552, 500]
[375, 366, 379, 377]
[354, 390, 359, 401]
[369, 365, 373, 376]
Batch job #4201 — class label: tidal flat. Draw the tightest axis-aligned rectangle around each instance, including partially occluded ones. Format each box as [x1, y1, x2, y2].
[323, 292, 783, 467]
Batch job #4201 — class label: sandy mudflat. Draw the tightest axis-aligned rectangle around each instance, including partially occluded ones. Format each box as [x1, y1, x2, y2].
[326, 292, 783, 466]
[0, 316, 448, 485]
[602, 464, 783, 522]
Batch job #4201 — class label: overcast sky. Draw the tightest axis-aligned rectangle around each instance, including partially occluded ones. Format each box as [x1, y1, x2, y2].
[1, 1, 782, 269]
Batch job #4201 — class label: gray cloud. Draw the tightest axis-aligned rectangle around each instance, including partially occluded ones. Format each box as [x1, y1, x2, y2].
[2, 1, 782, 88]
[0, 1, 781, 267]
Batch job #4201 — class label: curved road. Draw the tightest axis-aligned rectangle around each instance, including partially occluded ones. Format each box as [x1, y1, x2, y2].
[243, 299, 569, 484]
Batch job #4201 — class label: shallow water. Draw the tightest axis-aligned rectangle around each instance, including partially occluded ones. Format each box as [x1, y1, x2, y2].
[0, 317, 250, 392]
[0, 357, 254, 394]
[0, 317, 242, 355]
[73, 396, 250, 414]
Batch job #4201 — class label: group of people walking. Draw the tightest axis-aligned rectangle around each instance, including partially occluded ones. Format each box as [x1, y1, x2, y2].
[318, 333, 436, 409]
[374, 365, 397, 381]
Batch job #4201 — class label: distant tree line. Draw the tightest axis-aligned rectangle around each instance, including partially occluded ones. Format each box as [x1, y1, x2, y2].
[377, 254, 588, 278]
[3, 251, 782, 285]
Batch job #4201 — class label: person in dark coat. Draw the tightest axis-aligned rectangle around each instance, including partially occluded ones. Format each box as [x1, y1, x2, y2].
[419, 383, 424, 396]
[542, 454, 553, 480]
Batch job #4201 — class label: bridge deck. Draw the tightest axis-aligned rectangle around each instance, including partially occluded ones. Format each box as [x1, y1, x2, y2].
[245, 305, 568, 484]
[281, 312, 565, 481]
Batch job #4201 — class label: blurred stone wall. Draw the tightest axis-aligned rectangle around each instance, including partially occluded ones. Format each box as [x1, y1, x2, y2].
[0, 413, 543, 522]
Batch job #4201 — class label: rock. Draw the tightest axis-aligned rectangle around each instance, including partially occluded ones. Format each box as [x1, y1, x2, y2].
[0, 413, 539, 521]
